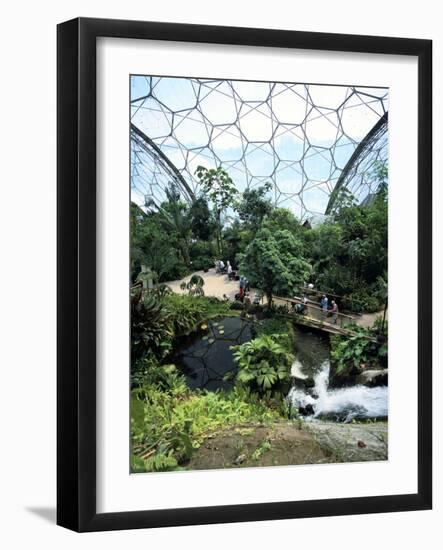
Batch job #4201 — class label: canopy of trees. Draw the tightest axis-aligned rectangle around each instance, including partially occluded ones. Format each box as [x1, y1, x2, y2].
[131, 171, 388, 313]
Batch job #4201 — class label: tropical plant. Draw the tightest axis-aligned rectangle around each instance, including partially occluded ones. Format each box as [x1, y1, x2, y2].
[131, 383, 281, 472]
[180, 274, 205, 297]
[330, 323, 387, 376]
[130, 202, 184, 283]
[239, 227, 311, 307]
[158, 183, 192, 266]
[130, 288, 173, 362]
[195, 165, 238, 255]
[188, 195, 215, 241]
[236, 182, 273, 232]
[232, 334, 294, 396]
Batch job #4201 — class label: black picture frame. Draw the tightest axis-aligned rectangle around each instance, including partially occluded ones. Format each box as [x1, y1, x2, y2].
[57, 17, 432, 532]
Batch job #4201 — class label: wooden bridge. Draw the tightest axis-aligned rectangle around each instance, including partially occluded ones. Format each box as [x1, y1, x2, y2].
[271, 295, 378, 341]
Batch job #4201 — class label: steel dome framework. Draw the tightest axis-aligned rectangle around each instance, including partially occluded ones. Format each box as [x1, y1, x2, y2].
[131, 76, 388, 220]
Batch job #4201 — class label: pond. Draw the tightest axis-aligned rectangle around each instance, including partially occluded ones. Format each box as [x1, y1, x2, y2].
[173, 316, 252, 391]
[173, 317, 388, 422]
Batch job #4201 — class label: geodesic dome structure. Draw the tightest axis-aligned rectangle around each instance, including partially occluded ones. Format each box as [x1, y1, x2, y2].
[131, 76, 388, 220]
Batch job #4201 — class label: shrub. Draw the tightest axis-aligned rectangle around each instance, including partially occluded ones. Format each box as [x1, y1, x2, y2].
[191, 257, 213, 271]
[330, 324, 387, 376]
[232, 334, 294, 397]
[130, 288, 173, 362]
[342, 290, 380, 313]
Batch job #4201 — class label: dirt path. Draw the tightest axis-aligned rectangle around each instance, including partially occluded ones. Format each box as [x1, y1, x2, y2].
[166, 269, 386, 331]
[187, 421, 388, 471]
[166, 268, 258, 301]
[356, 310, 387, 328]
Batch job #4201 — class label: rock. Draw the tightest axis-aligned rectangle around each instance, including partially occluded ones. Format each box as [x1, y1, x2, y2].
[298, 404, 315, 416]
[291, 360, 308, 380]
[356, 369, 388, 387]
[233, 453, 247, 465]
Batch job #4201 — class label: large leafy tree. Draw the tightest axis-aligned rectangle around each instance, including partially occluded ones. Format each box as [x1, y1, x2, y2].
[303, 186, 388, 312]
[263, 207, 304, 236]
[195, 165, 238, 256]
[188, 196, 214, 241]
[236, 182, 273, 232]
[239, 228, 311, 307]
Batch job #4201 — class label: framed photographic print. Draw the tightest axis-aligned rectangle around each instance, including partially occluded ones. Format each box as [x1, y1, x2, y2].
[57, 17, 432, 532]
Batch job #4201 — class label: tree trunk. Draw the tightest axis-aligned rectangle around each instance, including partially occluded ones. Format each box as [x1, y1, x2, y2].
[216, 210, 223, 256]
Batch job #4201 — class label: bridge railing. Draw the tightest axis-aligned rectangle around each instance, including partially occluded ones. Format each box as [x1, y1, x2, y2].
[273, 295, 355, 329]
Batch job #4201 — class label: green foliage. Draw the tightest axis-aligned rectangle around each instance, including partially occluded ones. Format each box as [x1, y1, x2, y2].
[131, 383, 282, 472]
[331, 321, 387, 376]
[328, 186, 357, 215]
[131, 288, 232, 368]
[180, 274, 205, 297]
[131, 359, 188, 393]
[263, 207, 304, 236]
[190, 240, 215, 271]
[253, 317, 296, 351]
[130, 202, 186, 282]
[223, 219, 250, 266]
[306, 188, 388, 312]
[195, 165, 238, 213]
[251, 439, 272, 461]
[195, 165, 238, 255]
[236, 183, 273, 232]
[239, 227, 311, 306]
[189, 196, 215, 241]
[143, 452, 179, 472]
[232, 334, 294, 396]
[130, 288, 173, 362]
[162, 294, 231, 336]
[158, 184, 193, 266]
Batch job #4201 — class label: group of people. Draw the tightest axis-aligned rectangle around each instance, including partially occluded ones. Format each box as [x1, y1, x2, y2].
[214, 259, 253, 304]
[237, 275, 250, 302]
[214, 259, 235, 279]
[320, 295, 339, 324]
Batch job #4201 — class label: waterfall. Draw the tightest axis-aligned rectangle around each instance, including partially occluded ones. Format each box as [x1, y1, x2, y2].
[287, 360, 388, 422]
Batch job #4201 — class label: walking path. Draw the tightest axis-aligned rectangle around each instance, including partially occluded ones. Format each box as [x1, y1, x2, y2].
[166, 268, 257, 301]
[166, 269, 385, 331]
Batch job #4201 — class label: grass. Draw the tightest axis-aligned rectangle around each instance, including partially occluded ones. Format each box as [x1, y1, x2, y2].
[131, 382, 283, 473]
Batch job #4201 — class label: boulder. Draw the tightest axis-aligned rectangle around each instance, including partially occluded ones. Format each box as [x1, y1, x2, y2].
[356, 369, 388, 387]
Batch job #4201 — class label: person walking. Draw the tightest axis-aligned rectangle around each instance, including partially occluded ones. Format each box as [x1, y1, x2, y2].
[331, 300, 338, 324]
[321, 295, 328, 317]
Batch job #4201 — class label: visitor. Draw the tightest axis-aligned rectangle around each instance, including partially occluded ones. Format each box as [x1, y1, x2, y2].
[239, 276, 246, 290]
[295, 302, 305, 314]
[239, 286, 245, 302]
[321, 295, 328, 317]
[308, 283, 314, 289]
[331, 300, 338, 324]
[227, 261, 232, 279]
[219, 260, 225, 273]
[253, 292, 262, 305]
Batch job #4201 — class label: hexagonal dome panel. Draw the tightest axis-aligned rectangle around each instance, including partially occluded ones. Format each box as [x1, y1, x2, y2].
[131, 76, 388, 220]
